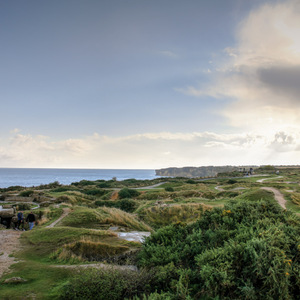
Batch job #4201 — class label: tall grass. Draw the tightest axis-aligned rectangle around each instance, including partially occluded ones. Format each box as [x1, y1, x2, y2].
[139, 203, 211, 228]
[60, 206, 152, 231]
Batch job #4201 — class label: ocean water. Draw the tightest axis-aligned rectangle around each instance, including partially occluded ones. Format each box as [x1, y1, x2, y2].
[0, 168, 158, 188]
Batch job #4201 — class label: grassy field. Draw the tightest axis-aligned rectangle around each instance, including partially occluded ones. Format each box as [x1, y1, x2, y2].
[0, 167, 299, 299]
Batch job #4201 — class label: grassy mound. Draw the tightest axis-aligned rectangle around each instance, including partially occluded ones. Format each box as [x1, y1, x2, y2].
[139, 203, 212, 228]
[60, 206, 152, 231]
[51, 239, 132, 263]
[21, 226, 140, 265]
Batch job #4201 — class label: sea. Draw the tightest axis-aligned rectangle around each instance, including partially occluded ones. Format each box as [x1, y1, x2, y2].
[0, 168, 158, 188]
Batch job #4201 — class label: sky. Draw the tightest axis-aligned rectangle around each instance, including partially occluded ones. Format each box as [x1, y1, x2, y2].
[0, 0, 299, 169]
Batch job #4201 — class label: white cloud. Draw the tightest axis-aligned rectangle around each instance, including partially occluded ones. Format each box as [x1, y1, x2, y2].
[0, 129, 299, 168]
[179, 0, 300, 136]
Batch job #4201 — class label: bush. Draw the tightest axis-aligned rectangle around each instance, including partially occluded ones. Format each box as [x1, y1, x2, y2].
[19, 190, 34, 197]
[95, 199, 136, 213]
[164, 187, 174, 192]
[118, 199, 136, 213]
[186, 179, 196, 184]
[17, 203, 31, 210]
[71, 180, 95, 187]
[138, 200, 300, 299]
[118, 188, 140, 199]
[227, 179, 237, 184]
[51, 187, 75, 193]
[59, 267, 155, 299]
[97, 182, 111, 188]
[83, 189, 107, 197]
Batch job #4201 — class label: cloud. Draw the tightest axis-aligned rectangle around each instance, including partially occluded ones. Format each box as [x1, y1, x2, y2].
[0, 130, 299, 168]
[179, 0, 300, 134]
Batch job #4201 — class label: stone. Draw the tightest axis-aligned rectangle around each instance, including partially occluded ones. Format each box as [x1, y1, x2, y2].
[4, 277, 27, 284]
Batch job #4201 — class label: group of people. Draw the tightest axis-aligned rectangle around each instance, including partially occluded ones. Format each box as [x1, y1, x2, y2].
[15, 211, 36, 231]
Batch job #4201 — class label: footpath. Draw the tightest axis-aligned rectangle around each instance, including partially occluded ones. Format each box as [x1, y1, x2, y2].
[0, 230, 22, 278]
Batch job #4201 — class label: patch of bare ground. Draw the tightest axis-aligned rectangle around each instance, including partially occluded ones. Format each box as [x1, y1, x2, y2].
[0, 230, 22, 278]
[261, 187, 286, 209]
[53, 263, 137, 271]
[46, 207, 71, 228]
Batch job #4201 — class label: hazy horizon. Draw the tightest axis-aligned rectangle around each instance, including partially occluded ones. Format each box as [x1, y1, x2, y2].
[1, 0, 299, 169]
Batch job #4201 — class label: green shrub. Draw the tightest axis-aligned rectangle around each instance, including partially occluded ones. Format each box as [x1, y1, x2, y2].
[19, 190, 34, 197]
[59, 267, 155, 300]
[94, 199, 136, 213]
[97, 182, 111, 188]
[51, 187, 75, 193]
[118, 188, 140, 199]
[138, 200, 300, 299]
[164, 187, 174, 192]
[17, 203, 31, 210]
[83, 189, 107, 197]
[227, 179, 237, 184]
[38, 181, 61, 189]
[71, 180, 95, 187]
[186, 179, 196, 184]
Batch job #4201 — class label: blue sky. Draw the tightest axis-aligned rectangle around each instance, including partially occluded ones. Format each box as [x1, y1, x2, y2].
[0, 0, 299, 168]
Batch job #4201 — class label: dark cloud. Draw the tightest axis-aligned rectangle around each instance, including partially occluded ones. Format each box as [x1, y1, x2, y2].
[258, 65, 300, 104]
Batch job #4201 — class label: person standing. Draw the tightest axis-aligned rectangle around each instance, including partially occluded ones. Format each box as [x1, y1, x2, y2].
[17, 211, 24, 230]
[26, 211, 36, 230]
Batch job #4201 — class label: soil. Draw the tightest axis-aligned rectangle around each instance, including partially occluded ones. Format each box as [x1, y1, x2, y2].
[0, 230, 22, 278]
[261, 187, 286, 209]
[46, 207, 70, 228]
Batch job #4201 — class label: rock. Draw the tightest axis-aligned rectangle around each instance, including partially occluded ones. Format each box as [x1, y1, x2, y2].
[4, 277, 27, 284]
[108, 226, 119, 231]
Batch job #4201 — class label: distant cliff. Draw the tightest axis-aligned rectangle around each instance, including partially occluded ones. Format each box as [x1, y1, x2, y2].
[155, 166, 240, 178]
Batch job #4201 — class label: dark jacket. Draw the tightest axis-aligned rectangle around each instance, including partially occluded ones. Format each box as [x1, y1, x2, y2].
[17, 212, 24, 221]
[26, 213, 35, 223]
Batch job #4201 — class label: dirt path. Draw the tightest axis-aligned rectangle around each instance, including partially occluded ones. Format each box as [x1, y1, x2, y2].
[46, 207, 71, 228]
[257, 176, 283, 183]
[53, 263, 138, 272]
[261, 187, 286, 209]
[0, 230, 22, 278]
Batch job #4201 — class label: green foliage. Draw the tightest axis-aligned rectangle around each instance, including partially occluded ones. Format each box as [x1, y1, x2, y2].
[59, 268, 155, 300]
[18, 190, 34, 197]
[83, 188, 107, 197]
[60, 206, 152, 231]
[138, 200, 300, 299]
[139, 203, 210, 229]
[71, 180, 95, 187]
[227, 179, 237, 184]
[217, 191, 239, 198]
[238, 189, 275, 202]
[118, 188, 140, 199]
[97, 182, 111, 188]
[51, 187, 77, 193]
[38, 181, 61, 189]
[164, 187, 174, 192]
[16, 203, 31, 210]
[94, 199, 136, 213]
[186, 179, 196, 184]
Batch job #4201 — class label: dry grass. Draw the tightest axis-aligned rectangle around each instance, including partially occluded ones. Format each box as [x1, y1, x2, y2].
[60, 206, 152, 231]
[291, 193, 300, 206]
[140, 203, 212, 228]
[49, 234, 138, 263]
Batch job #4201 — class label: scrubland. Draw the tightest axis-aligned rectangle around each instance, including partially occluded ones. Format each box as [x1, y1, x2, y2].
[0, 166, 299, 299]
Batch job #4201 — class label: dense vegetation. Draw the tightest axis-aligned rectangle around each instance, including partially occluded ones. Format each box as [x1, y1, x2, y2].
[0, 167, 299, 299]
[137, 199, 300, 299]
